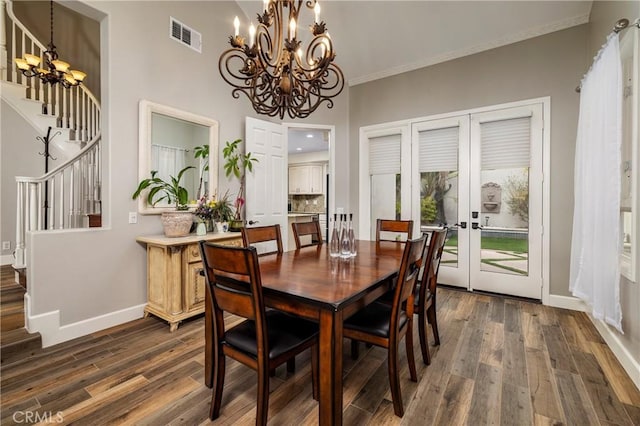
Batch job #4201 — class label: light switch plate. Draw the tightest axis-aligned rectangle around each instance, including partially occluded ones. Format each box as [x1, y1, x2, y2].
[129, 212, 138, 224]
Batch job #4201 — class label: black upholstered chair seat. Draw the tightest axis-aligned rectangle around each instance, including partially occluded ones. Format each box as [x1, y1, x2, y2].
[344, 302, 408, 338]
[225, 310, 318, 359]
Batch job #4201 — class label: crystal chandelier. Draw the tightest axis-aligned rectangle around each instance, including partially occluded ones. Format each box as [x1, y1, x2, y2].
[219, 0, 344, 119]
[14, 0, 86, 88]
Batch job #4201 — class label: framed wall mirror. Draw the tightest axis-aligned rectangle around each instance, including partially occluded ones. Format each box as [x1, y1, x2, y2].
[138, 100, 219, 214]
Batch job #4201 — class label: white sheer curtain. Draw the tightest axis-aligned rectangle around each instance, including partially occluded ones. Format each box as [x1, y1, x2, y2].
[151, 144, 187, 183]
[570, 34, 623, 332]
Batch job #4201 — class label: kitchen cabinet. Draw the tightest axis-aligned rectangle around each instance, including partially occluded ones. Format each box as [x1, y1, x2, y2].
[136, 232, 242, 331]
[289, 164, 324, 194]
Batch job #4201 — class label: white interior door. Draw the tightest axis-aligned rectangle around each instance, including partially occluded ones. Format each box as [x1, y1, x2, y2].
[245, 117, 288, 250]
[412, 103, 544, 299]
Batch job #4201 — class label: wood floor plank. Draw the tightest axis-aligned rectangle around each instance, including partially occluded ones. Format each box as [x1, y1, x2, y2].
[433, 374, 474, 426]
[468, 299, 490, 329]
[542, 324, 578, 374]
[351, 358, 390, 414]
[451, 325, 483, 379]
[573, 350, 634, 425]
[554, 369, 600, 425]
[503, 331, 528, 387]
[623, 403, 640, 425]
[467, 362, 502, 425]
[555, 310, 593, 354]
[479, 321, 504, 368]
[589, 341, 640, 406]
[341, 405, 371, 426]
[501, 383, 533, 426]
[489, 296, 505, 324]
[522, 309, 545, 351]
[504, 300, 523, 334]
[525, 347, 564, 422]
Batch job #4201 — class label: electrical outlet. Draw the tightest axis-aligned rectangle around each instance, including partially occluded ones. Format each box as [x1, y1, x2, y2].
[313, 200, 318, 205]
[2, 241, 10, 250]
[128, 212, 138, 224]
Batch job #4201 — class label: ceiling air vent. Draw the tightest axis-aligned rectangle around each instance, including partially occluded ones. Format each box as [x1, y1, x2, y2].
[170, 17, 201, 53]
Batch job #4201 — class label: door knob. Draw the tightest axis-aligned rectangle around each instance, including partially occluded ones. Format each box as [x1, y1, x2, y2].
[471, 222, 483, 230]
[454, 222, 467, 229]
[248, 220, 259, 225]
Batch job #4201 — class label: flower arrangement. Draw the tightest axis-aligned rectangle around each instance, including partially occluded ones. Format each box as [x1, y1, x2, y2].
[193, 196, 215, 221]
[210, 191, 234, 223]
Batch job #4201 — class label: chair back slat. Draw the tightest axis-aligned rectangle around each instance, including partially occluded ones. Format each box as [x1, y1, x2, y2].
[292, 220, 323, 249]
[199, 242, 265, 323]
[242, 224, 284, 256]
[391, 235, 427, 322]
[376, 219, 414, 242]
[429, 228, 448, 294]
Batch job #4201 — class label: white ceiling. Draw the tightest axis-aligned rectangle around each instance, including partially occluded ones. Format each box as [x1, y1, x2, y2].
[288, 128, 329, 154]
[235, 0, 593, 86]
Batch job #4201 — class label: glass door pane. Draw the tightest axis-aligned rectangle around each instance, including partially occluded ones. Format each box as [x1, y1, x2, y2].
[479, 117, 531, 276]
[413, 116, 469, 289]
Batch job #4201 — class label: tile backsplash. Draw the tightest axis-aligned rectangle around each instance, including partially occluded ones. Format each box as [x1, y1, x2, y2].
[290, 195, 325, 213]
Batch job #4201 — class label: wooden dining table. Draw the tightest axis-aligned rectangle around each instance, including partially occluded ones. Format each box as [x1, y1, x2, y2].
[255, 240, 405, 425]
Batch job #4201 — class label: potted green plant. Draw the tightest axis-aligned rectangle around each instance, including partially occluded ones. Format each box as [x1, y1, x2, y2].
[211, 190, 234, 232]
[132, 166, 195, 237]
[222, 139, 258, 231]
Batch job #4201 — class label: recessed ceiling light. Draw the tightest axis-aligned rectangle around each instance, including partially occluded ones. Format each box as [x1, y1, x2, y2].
[306, 134, 314, 138]
[296, 147, 302, 151]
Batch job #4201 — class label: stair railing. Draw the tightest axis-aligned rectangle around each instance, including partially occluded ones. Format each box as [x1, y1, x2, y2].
[14, 134, 102, 269]
[0, 0, 100, 143]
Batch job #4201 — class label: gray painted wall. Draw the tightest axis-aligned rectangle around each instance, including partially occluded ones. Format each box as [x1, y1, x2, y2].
[349, 24, 589, 297]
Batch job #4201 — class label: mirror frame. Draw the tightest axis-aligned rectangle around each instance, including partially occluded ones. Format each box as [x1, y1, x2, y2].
[138, 100, 219, 214]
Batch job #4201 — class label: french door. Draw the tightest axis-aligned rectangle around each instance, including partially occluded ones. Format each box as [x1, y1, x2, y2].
[359, 101, 546, 299]
[413, 103, 544, 299]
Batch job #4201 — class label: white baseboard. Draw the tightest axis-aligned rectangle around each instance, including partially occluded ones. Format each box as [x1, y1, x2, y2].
[25, 294, 146, 347]
[546, 294, 640, 391]
[546, 294, 589, 311]
[1, 254, 15, 266]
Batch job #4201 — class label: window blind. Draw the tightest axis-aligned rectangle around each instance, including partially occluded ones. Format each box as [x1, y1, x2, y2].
[418, 126, 459, 172]
[481, 117, 531, 169]
[369, 134, 401, 175]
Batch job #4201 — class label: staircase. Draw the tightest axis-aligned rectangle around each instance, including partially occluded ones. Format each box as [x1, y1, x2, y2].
[0, 265, 41, 364]
[1, 0, 102, 270]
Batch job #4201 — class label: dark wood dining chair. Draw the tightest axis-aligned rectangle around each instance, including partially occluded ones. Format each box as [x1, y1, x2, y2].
[376, 218, 414, 242]
[241, 224, 283, 256]
[343, 235, 427, 417]
[291, 220, 323, 249]
[199, 242, 319, 425]
[414, 227, 448, 365]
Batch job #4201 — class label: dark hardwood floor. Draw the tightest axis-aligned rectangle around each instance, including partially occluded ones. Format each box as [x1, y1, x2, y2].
[1, 266, 639, 425]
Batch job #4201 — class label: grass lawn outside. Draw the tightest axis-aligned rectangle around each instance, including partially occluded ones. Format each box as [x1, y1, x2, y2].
[445, 234, 528, 254]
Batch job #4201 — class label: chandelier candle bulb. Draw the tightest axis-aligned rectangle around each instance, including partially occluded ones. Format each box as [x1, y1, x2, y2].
[314, 3, 320, 23]
[234, 16, 240, 37]
[289, 18, 296, 39]
[249, 24, 256, 48]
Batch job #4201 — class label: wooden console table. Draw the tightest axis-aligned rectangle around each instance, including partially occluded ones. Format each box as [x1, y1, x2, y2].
[136, 232, 242, 331]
